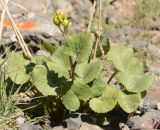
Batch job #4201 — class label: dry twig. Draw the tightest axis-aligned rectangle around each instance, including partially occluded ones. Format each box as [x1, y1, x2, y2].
[0, 0, 9, 42]
[92, 0, 104, 61]
[87, 0, 96, 33]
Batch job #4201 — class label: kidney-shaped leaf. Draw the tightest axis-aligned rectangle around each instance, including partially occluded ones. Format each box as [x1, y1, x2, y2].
[64, 33, 93, 63]
[7, 52, 30, 84]
[52, 46, 70, 68]
[91, 78, 107, 97]
[71, 82, 92, 101]
[118, 72, 154, 93]
[31, 65, 57, 96]
[75, 60, 103, 83]
[47, 46, 70, 79]
[47, 59, 69, 79]
[118, 91, 141, 113]
[89, 86, 119, 113]
[107, 46, 143, 74]
[61, 90, 80, 111]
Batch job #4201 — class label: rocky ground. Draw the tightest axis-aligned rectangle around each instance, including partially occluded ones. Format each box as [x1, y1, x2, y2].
[0, 0, 160, 130]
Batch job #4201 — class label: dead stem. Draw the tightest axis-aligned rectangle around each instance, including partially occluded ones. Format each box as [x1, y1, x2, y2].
[107, 70, 117, 84]
[87, 0, 96, 33]
[92, 0, 102, 61]
[0, 0, 9, 42]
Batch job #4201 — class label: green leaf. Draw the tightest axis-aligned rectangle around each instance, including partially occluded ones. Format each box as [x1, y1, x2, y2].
[47, 46, 70, 79]
[31, 65, 57, 96]
[53, 46, 70, 68]
[107, 46, 143, 74]
[71, 82, 92, 101]
[42, 41, 56, 55]
[7, 52, 30, 84]
[61, 90, 80, 111]
[47, 60, 69, 79]
[89, 86, 119, 113]
[91, 78, 107, 97]
[31, 55, 51, 65]
[75, 60, 103, 83]
[118, 72, 154, 93]
[118, 91, 141, 113]
[64, 33, 93, 63]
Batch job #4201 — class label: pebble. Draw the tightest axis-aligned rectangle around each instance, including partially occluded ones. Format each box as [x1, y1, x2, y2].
[50, 126, 66, 130]
[119, 123, 130, 130]
[140, 97, 157, 113]
[157, 103, 160, 111]
[16, 117, 25, 125]
[18, 123, 40, 130]
[80, 122, 104, 130]
[127, 110, 160, 129]
[62, 113, 82, 130]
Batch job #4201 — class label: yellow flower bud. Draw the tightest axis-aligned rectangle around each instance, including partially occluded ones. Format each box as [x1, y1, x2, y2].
[63, 19, 69, 28]
[53, 10, 69, 29]
[57, 12, 64, 23]
[53, 17, 60, 26]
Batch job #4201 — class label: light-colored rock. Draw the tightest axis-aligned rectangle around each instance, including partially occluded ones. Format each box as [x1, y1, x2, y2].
[119, 123, 130, 130]
[64, 114, 82, 130]
[141, 112, 153, 129]
[127, 115, 143, 129]
[157, 103, 160, 111]
[142, 110, 160, 129]
[80, 122, 104, 130]
[18, 123, 39, 130]
[50, 126, 65, 130]
[16, 117, 25, 125]
[36, 50, 51, 57]
[127, 110, 160, 129]
[141, 97, 157, 112]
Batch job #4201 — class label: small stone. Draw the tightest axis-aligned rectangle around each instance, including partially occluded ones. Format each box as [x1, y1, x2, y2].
[126, 115, 143, 129]
[141, 97, 157, 112]
[80, 122, 104, 130]
[10, 34, 17, 43]
[36, 50, 51, 57]
[127, 110, 160, 129]
[28, 12, 35, 19]
[119, 123, 130, 130]
[18, 123, 40, 130]
[16, 117, 25, 125]
[157, 103, 160, 111]
[50, 126, 65, 130]
[15, 108, 25, 117]
[62, 113, 83, 130]
[141, 112, 153, 129]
